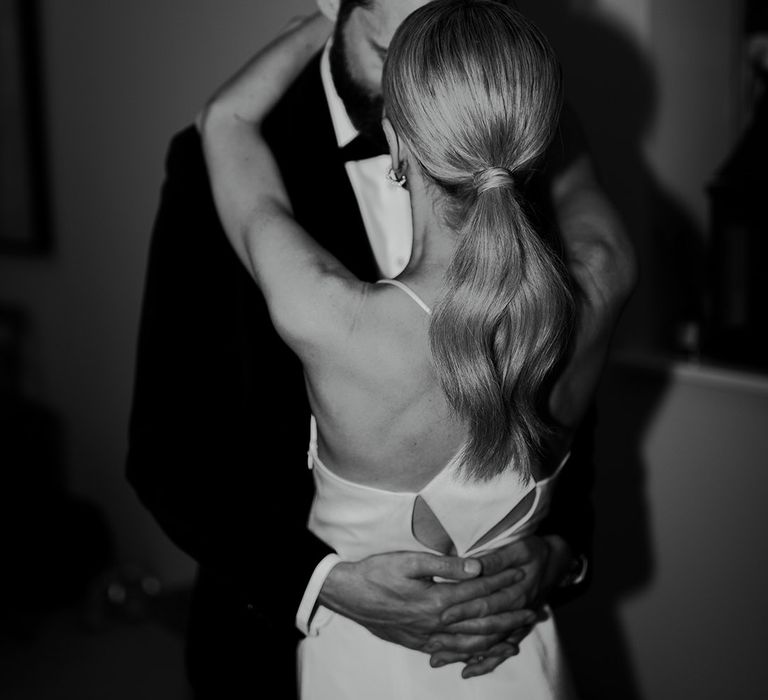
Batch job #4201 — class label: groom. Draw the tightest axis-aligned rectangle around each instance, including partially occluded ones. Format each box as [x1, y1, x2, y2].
[126, 0, 634, 697]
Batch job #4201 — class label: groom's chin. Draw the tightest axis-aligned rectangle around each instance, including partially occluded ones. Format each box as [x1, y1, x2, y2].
[339, 81, 387, 146]
[330, 43, 386, 144]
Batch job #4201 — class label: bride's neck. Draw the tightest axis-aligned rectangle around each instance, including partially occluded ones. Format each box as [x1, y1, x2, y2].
[401, 176, 456, 285]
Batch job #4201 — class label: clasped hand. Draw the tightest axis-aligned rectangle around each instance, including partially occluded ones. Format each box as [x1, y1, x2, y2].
[320, 536, 552, 679]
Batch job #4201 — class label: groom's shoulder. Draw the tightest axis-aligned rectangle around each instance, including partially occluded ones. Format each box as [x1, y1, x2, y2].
[275, 52, 326, 114]
[159, 54, 329, 177]
[164, 124, 204, 174]
[264, 53, 329, 142]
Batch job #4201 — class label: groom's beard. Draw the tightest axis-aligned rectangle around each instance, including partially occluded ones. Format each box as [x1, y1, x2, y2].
[329, 25, 388, 150]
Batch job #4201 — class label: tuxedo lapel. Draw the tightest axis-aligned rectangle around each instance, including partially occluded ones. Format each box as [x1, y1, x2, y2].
[263, 54, 380, 283]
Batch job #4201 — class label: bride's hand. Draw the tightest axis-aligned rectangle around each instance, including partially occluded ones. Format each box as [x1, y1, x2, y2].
[197, 11, 332, 133]
[316, 0, 339, 21]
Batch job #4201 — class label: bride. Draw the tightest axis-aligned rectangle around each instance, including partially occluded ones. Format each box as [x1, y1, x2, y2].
[197, 1, 610, 696]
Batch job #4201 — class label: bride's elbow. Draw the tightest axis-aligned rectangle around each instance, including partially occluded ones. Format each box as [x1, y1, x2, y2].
[194, 108, 206, 134]
[195, 97, 224, 135]
[196, 92, 241, 136]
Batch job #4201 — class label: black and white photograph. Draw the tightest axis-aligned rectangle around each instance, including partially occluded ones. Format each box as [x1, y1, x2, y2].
[1, 1, 766, 699]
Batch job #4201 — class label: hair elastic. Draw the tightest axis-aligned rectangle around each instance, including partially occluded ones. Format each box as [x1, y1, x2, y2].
[473, 167, 514, 195]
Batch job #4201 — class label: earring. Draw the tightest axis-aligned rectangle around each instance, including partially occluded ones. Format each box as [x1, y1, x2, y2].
[386, 167, 407, 187]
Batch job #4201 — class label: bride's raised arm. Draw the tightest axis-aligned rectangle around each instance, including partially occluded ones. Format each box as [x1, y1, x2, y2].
[196, 13, 355, 344]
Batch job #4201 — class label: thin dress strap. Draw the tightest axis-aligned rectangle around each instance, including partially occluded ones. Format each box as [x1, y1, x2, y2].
[376, 279, 431, 315]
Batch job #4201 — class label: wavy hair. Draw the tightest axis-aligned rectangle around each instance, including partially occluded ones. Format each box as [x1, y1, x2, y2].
[382, 0, 575, 480]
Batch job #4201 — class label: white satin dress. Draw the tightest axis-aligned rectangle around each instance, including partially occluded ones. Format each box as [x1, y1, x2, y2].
[297, 280, 577, 699]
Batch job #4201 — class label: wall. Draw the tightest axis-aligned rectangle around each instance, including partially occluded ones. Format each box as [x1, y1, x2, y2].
[648, 0, 743, 229]
[557, 359, 768, 699]
[521, 0, 742, 353]
[0, 0, 309, 587]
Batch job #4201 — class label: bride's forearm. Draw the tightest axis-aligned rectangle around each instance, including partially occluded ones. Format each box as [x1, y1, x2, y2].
[195, 13, 333, 276]
[198, 13, 332, 129]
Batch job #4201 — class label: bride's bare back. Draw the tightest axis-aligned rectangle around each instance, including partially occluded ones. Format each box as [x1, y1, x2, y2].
[300, 279, 467, 493]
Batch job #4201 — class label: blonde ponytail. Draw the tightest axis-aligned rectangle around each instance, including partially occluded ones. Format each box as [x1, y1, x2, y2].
[383, 0, 575, 478]
[430, 177, 573, 479]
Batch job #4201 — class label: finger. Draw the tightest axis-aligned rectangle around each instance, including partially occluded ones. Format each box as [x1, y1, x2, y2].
[435, 567, 523, 613]
[479, 640, 520, 658]
[464, 640, 519, 667]
[443, 609, 537, 635]
[426, 632, 506, 655]
[506, 624, 534, 646]
[441, 579, 530, 625]
[316, 0, 339, 21]
[461, 652, 516, 679]
[404, 552, 483, 581]
[477, 538, 540, 576]
[429, 651, 471, 668]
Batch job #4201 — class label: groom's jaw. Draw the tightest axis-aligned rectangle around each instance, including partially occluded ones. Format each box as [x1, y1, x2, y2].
[331, 0, 429, 139]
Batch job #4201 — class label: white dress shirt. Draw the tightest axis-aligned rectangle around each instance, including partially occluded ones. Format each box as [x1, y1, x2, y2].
[295, 41, 414, 636]
[320, 41, 413, 279]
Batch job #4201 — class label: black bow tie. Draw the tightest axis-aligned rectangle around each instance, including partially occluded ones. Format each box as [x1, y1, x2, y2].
[338, 133, 388, 162]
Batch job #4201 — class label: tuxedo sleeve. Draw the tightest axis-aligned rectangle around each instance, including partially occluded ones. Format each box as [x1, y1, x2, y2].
[537, 405, 596, 604]
[126, 126, 333, 623]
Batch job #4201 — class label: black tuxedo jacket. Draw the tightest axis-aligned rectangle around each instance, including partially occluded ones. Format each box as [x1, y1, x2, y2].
[126, 53, 595, 698]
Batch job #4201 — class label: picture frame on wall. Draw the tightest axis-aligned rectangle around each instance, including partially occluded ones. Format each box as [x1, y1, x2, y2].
[0, 0, 50, 254]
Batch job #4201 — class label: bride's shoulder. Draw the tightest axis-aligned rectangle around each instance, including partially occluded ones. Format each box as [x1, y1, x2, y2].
[294, 279, 431, 376]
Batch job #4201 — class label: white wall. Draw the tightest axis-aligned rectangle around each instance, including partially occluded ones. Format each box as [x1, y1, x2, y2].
[647, 0, 743, 230]
[558, 360, 768, 699]
[589, 0, 742, 229]
[521, 0, 742, 353]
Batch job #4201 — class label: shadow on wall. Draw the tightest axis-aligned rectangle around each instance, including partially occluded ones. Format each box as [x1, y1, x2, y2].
[558, 365, 665, 700]
[514, 2, 698, 698]
[522, 0, 705, 354]
[0, 304, 114, 636]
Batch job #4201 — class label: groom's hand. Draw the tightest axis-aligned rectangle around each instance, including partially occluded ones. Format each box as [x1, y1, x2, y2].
[318, 551, 527, 652]
[427, 534, 573, 678]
